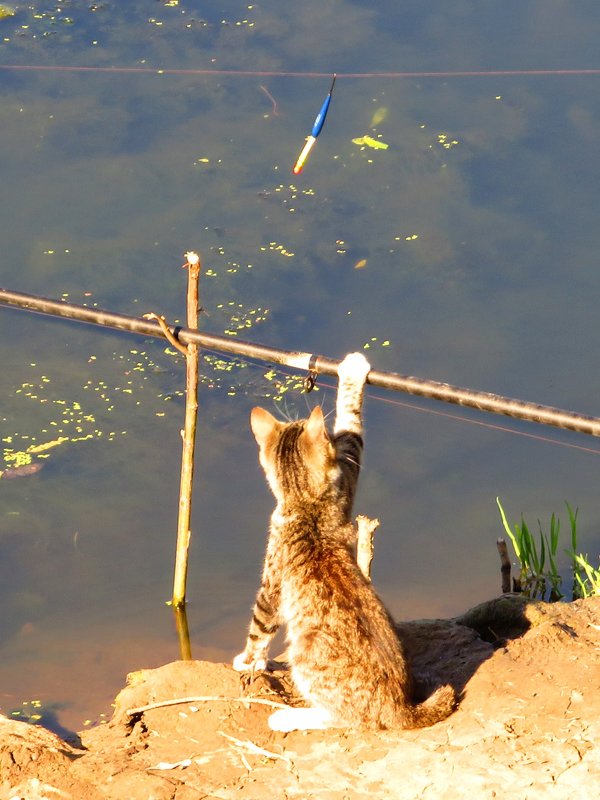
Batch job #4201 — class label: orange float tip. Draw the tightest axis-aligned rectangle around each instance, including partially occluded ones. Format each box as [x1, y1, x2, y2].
[292, 135, 316, 174]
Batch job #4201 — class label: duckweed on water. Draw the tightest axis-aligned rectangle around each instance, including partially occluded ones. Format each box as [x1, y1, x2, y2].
[2, 342, 323, 471]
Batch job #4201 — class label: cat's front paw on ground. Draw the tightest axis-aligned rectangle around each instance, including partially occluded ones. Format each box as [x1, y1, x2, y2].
[232, 653, 267, 673]
[268, 706, 333, 732]
[337, 352, 371, 384]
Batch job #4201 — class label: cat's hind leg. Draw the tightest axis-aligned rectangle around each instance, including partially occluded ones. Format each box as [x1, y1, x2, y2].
[268, 706, 334, 732]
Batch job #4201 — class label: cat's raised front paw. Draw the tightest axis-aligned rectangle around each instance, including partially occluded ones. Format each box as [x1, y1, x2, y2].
[337, 352, 371, 383]
[232, 652, 267, 673]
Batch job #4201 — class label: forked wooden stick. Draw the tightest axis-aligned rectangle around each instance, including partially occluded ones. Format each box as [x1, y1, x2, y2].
[172, 252, 201, 607]
[356, 515, 380, 581]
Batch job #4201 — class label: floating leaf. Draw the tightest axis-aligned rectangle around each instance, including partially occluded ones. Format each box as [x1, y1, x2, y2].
[352, 135, 389, 150]
[28, 437, 69, 454]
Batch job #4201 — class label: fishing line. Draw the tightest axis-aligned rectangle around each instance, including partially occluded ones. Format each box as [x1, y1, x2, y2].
[367, 389, 600, 457]
[2, 64, 600, 79]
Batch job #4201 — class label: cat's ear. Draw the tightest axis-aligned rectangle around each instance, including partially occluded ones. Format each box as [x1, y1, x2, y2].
[304, 405, 327, 444]
[250, 407, 280, 447]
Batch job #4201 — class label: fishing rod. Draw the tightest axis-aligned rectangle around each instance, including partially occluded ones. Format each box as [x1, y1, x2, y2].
[2, 286, 600, 438]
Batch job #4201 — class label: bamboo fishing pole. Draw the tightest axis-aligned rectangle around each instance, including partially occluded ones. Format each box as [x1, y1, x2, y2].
[2, 286, 600, 438]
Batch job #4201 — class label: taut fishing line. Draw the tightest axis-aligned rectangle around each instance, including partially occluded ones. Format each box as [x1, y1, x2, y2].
[2, 65, 600, 78]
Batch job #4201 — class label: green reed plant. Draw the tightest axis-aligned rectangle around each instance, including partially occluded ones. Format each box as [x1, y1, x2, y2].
[496, 498, 599, 601]
[572, 553, 600, 598]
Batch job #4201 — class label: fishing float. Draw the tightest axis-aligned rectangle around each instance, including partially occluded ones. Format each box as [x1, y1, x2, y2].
[292, 73, 337, 174]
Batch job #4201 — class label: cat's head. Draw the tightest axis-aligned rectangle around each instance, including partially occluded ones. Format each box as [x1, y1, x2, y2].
[250, 405, 338, 503]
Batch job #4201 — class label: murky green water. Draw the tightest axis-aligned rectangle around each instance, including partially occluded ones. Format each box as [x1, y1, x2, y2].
[2, 1, 600, 733]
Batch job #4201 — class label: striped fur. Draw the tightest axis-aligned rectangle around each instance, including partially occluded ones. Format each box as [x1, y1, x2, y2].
[234, 353, 456, 731]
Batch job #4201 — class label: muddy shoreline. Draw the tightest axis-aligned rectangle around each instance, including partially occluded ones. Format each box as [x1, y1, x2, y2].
[2, 596, 599, 799]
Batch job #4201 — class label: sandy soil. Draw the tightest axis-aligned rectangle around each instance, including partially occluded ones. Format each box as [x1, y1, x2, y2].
[2, 595, 599, 800]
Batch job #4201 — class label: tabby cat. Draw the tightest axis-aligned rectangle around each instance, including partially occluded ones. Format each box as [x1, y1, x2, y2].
[234, 352, 456, 731]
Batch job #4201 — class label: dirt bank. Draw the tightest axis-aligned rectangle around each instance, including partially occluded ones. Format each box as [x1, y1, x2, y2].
[2, 595, 599, 799]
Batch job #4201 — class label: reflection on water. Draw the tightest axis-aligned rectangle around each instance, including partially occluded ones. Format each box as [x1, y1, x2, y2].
[173, 604, 192, 662]
[2, 1, 600, 731]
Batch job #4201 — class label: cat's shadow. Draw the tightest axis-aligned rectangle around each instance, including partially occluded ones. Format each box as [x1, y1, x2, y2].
[397, 594, 535, 702]
[243, 595, 535, 708]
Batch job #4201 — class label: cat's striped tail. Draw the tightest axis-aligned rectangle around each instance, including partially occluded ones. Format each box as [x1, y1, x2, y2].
[407, 684, 457, 728]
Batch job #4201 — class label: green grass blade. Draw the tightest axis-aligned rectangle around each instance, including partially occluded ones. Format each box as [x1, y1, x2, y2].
[574, 572, 588, 599]
[566, 502, 579, 558]
[496, 497, 521, 561]
[538, 532, 546, 574]
[549, 513, 559, 555]
[524, 518, 541, 573]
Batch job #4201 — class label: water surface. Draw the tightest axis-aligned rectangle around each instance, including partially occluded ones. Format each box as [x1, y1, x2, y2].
[2, 1, 600, 733]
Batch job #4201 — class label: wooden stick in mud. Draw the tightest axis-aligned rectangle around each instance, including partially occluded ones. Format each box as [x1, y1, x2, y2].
[496, 537, 512, 594]
[172, 252, 201, 608]
[173, 604, 192, 660]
